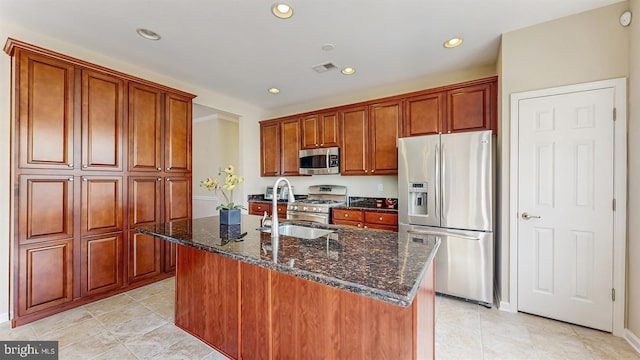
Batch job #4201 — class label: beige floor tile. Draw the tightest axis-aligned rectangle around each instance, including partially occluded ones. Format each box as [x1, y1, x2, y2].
[84, 293, 136, 317]
[150, 301, 175, 321]
[202, 351, 231, 360]
[124, 323, 192, 358]
[107, 311, 167, 342]
[91, 344, 138, 360]
[29, 307, 94, 337]
[0, 322, 38, 340]
[58, 329, 120, 359]
[39, 317, 106, 348]
[138, 289, 175, 310]
[126, 282, 168, 301]
[94, 302, 151, 328]
[150, 335, 215, 360]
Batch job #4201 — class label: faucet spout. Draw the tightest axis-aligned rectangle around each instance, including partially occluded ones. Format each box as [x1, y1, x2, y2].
[271, 177, 295, 240]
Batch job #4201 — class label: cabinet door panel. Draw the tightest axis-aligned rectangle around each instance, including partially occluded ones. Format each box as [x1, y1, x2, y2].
[18, 239, 73, 315]
[17, 50, 75, 169]
[19, 175, 74, 244]
[281, 118, 301, 176]
[81, 176, 123, 235]
[260, 121, 280, 176]
[165, 176, 191, 222]
[447, 83, 492, 133]
[339, 106, 368, 175]
[369, 100, 401, 174]
[129, 176, 162, 227]
[82, 70, 124, 171]
[128, 231, 161, 282]
[165, 93, 192, 172]
[128, 82, 162, 172]
[249, 202, 272, 216]
[82, 233, 123, 296]
[404, 92, 444, 136]
[300, 114, 319, 149]
[319, 112, 339, 147]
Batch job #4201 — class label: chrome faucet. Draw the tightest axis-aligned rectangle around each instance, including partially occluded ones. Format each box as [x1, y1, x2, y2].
[271, 177, 295, 239]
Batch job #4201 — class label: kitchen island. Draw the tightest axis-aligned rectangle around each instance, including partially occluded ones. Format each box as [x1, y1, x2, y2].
[137, 214, 439, 360]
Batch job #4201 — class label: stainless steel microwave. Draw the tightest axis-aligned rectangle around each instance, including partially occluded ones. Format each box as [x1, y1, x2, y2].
[299, 147, 340, 175]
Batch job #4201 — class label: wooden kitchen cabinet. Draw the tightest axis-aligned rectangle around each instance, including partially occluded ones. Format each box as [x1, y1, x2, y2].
[81, 69, 124, 171]
[280, 118, 301, 176]
[332, 208, 398, 231]
[165, 93, 192, 173]
[17, 239, 74, 316]
[128, 82, 163, 172]
[446, 82, 494, 133]
[81, 232, 124, 296]
[248, 201, 287, 219]
[300, 111, 339, 149]
[260, 121, 280, 176]
[368, 100, 401, 175]
[7, 39, 194, 326]
[16, 49, 75, 170]
[404, 92, 444, 136]
[339, 106, 369, 175]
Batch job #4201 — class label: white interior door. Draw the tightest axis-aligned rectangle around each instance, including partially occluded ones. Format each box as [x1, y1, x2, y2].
[516, 88, 614, 331]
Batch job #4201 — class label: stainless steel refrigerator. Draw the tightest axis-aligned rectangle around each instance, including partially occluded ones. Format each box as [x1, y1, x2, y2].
[398, 130, 494, 306]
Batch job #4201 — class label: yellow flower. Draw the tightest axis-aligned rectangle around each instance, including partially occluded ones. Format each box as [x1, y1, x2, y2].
[201, 164, 245, 210]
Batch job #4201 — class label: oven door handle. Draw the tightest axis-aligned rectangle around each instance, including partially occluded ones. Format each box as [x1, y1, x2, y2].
[287, 211, 330, 224]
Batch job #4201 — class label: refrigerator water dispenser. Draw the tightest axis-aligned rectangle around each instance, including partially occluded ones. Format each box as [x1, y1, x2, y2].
[408, 182, 428, 216]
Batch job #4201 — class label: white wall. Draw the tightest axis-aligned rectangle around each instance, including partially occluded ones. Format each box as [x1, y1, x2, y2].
[0, 21, 268, 322]
[627, 0, 640, 343]
[498, 0, 630, 311]
[192, 116, 240, 219]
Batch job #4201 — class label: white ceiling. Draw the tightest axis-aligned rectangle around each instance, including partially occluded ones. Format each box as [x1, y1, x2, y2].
[0, 0, 625, 110]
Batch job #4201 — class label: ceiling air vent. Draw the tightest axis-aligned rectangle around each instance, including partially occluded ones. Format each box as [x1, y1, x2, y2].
[312, 62, 338, 73]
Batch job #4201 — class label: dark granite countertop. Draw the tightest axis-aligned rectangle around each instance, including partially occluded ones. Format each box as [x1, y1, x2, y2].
[137, 214, 438, 307]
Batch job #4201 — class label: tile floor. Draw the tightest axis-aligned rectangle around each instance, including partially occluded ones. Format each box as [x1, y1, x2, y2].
[1, 278, 639, 359]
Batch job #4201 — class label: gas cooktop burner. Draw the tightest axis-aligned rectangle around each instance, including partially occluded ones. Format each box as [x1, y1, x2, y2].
[297, 199, 343, 205]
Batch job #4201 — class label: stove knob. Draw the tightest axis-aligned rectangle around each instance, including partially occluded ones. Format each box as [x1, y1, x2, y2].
[303, 206, 308, 211]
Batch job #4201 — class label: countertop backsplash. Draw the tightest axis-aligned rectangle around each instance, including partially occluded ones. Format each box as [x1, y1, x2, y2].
[348, 196, 398, 211]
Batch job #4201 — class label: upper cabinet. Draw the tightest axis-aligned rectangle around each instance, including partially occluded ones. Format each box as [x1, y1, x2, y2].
[300, 112, 339, 149]
[165, 93, 192, 173]
[260, 118, 302, 177]
[16, 49, 75, 170]
[259, 76, 497, 177]
[128, 82, 163, 172]
[446, 82, 494, 133]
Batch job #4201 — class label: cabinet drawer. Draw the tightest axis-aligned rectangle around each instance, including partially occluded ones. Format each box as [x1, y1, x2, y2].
[249, 202, 271, 216]
[333, 209, 364, 222]
[332, 219, 363, 228]
[364, 211, 398, 226]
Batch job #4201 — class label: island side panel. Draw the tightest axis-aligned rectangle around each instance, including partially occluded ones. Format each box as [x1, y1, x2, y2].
[414, 260, 435, 360]
[175, 245, 239, 359]
[240, 262, 272, 360]
[271, 271, 417, 359]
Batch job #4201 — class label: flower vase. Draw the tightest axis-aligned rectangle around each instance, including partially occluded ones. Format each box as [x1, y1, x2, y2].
[219, 209, 241, 225]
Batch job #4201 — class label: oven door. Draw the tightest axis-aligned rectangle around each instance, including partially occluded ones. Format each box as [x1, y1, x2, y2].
[287, 210, 329, 224]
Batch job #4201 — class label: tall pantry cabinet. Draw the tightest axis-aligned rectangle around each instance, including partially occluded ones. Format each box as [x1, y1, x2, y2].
[5, 39, 195, 326]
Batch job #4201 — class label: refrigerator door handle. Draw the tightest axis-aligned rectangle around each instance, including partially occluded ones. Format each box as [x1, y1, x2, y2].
[407, 229, 481, 241]
[441, 143, 446, 222]
[435, 143, 440, 221]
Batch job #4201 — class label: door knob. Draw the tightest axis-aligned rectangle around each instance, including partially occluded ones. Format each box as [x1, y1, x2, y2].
[521, 212, 541, 220]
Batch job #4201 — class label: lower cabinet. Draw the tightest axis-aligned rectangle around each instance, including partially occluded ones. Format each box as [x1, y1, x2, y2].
[332, 208, 398, 231]
[128, 230, 162, 283]
[248, 201, 287, 219]
[18, 239, 74, 316]
[82, 232, 123, 296]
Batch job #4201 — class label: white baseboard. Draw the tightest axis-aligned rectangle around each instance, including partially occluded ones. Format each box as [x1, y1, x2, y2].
[498, 301, 517, 313]
[626, 329, 640, 354]
[0, 312, 8, 324]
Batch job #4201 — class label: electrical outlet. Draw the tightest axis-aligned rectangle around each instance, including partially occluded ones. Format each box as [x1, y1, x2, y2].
[377, 183, 383, 192]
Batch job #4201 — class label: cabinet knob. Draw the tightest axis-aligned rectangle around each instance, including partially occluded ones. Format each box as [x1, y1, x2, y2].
[379, 216, 383, 221]
[371, 170, 375, 173]
[82, 177, 88, 181]
[67, 177, 74, 182]
[364, 225, 368, 229]
[82, 164, 88, 168]
[157, 177, 162, 182]
[157, 167, 162, 171]
[357, 224, 361, 227]
[344, 214, 348, 217]
[166, 167, 171, 171]
[68, 163, 73, 168]
[365, 170, 368, 173]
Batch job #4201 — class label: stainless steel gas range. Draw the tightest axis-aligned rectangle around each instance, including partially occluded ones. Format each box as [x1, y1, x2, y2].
[287, 185, 347, 224]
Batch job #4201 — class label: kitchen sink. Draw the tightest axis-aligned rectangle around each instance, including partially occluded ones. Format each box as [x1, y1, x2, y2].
[262, 224, 335, 239]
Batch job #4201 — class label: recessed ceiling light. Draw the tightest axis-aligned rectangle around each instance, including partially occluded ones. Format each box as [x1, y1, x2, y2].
[321, 43, 335, 51]
[272, 3, 293, 19]
[341, 67, 356, 75]
[136, 28, 161, 41]
[443, 37, 463, 48]
[268, 87, 281, 94]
